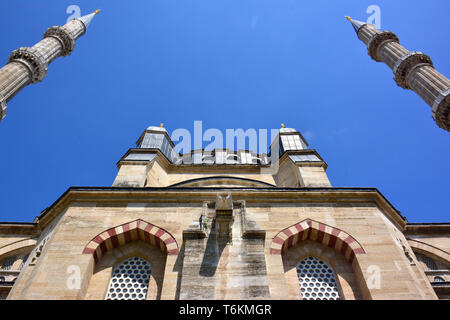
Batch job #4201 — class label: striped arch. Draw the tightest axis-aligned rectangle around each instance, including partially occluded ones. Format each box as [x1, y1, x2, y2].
[82, 219, 178, 263]
[270, 219, 366, 263]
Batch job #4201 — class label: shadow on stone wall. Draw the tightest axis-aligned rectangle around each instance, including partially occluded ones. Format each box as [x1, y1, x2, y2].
[199, 222, 227, 277]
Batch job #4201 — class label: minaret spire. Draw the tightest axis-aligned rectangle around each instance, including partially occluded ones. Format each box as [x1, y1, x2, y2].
[345, 16, 367, 34]
[346, 17, 450, 132]
[78, 9, 101, 29]
[0, 10, 100, 121]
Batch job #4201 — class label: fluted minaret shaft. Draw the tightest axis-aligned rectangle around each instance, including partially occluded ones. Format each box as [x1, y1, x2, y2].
[0, 11, 99, 121]
[348, 18, 450, 132]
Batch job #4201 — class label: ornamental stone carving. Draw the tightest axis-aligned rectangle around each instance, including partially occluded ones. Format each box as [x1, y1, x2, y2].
[8, 47, 48, 83]
[29, 236, 50, 266]
[44, 26, 76, 56]
[367, 31, 399, 62]
[393, 52, 433, 89]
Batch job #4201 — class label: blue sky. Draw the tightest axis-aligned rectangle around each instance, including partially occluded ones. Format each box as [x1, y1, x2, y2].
[0, 0, 449, 223]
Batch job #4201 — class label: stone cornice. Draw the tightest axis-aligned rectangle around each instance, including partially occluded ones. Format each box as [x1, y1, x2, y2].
[280, 149, 328, 170]
[117, 148, 162, 168]
[0, 222, 40, 235]
[405, 223, 450, 235]
[36, 186, 407, 231]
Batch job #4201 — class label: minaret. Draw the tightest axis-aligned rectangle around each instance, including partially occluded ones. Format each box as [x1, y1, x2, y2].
[0, 10, 100, 121]
[346, 17, 450, 132]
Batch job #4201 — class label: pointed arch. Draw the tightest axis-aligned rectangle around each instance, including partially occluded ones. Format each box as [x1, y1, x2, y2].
[82, 219, 178, 263]
[270, 219, 365, 263]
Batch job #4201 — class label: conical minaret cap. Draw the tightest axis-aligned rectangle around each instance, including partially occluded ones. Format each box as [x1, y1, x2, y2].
[345, 16, 367, 34]
[77, 9, 100, 29]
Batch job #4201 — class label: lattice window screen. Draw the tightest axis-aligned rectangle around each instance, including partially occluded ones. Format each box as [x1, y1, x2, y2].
[0, 257, 15, 271]
[297, 256, 341, 300]
[105, 257, 152, 300]
[416, 253, 437, 270]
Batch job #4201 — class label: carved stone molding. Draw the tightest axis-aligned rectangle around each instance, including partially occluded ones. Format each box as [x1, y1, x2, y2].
[215, 193, 234, 240]
[402, 244, 416, 265]
[367, 31, 399, 62]
[432, 88, 450, 132]
[8, 47, 48, 83]
[395, 235, 416, 266]
[29, 236, 50, 266]
[44, 26, 76, 56]
[393, 51, 433, 89]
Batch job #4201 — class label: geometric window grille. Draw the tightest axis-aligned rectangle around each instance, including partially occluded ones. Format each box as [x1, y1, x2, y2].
[297, 256, 341, 300]
[416, 254, 437, 271]
[105, 257, 152, 300]
[0, 257, 15, 271]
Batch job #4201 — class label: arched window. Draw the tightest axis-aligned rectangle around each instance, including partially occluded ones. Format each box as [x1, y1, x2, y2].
[416, 253, 438, 270]
[0, 257, 15, 271]
[433, 276, 445, 283]
[297, 256, 341, 300]
[105, 257, 152, 300]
